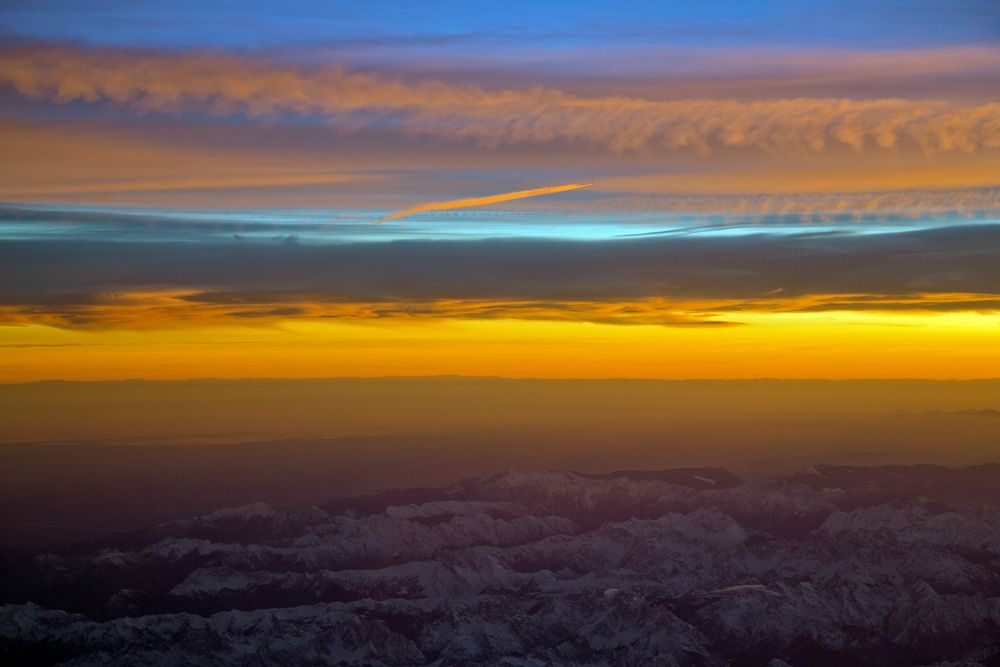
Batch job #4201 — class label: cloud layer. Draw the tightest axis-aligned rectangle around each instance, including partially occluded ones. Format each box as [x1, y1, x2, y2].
[3, 45, 999, 155]
[3, 217, 1000, 328]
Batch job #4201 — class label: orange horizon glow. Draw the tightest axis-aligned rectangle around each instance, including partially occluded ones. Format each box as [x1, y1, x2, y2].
[3, 308, 1000, 383]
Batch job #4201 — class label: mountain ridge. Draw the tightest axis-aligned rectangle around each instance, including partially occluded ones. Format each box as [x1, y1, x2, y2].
[3, 463, 1000, 666]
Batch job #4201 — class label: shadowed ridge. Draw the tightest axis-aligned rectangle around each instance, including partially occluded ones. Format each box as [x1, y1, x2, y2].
[575, 467, 743, 489]
[784, 462, 1000, 506]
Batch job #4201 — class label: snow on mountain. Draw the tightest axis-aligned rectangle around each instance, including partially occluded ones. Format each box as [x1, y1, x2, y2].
[2, 464, 1000, 665]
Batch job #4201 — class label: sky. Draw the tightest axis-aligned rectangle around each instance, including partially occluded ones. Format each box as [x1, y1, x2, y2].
[1, 1, 999, 382]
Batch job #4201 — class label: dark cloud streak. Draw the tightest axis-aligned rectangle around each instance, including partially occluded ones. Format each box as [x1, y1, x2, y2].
[3, 225, 1000, 320]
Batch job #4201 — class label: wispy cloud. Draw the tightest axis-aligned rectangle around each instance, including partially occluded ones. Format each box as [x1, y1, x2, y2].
[1, 173, 367, 197]
[0, 119, 381, 203]
[3, 45, 999, 155]
[356, 45, 1000, 102]
[378, 183, 592, 222]
[4, 221, 1000, 329]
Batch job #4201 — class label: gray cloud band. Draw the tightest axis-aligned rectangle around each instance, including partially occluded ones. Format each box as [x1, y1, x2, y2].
[3, 225, 1000, 315]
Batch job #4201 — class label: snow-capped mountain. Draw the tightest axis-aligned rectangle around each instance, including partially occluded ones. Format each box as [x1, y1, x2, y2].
[2, 464, 1000, 666]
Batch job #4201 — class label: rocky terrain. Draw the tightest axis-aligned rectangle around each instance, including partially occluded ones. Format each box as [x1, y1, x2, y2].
[3, 463, 1000, 666]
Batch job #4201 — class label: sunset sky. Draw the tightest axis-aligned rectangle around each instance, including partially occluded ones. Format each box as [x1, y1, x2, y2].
[1, 0, 998, 382]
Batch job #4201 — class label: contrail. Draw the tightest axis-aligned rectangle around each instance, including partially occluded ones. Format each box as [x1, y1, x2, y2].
[377, 182, 593, 223]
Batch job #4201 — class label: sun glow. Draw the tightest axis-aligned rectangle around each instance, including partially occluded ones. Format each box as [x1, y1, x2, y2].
[3, 307, 999, 382]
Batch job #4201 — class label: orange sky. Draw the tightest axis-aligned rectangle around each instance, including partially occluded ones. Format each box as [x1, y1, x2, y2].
[3, 309, 1000, 382]
[1, 41, 998, 383]
[0, 44, 998, 206]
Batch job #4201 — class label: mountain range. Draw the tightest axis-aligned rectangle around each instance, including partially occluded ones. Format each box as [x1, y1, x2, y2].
[3, 463, 1000, 666]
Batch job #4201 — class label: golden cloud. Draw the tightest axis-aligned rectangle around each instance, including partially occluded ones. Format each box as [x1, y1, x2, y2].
[4, 289, 999, 332]
[2, 45, 999, 156]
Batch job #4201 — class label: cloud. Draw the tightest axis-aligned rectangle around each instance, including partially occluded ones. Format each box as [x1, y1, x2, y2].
[598, 164, 1000, 195]
[2, 117, 997, 207]
[4, 223, 1000, 302]
[0, 119, 382, 203]
[521, 188, 1000, 219]
[2, 45, 999, 155]
[379, 183, 592, 222]
[361, 45, 1000, 102]
[3, 119, 997, 209]
[3, 174, 366, 197]
[0, 292, 741, 329]
[1, 112, 996, 210]
[3, 220, 1000, 328]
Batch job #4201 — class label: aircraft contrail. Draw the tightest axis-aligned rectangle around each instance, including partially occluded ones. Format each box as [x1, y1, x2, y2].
[377, 182, 593, 223]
